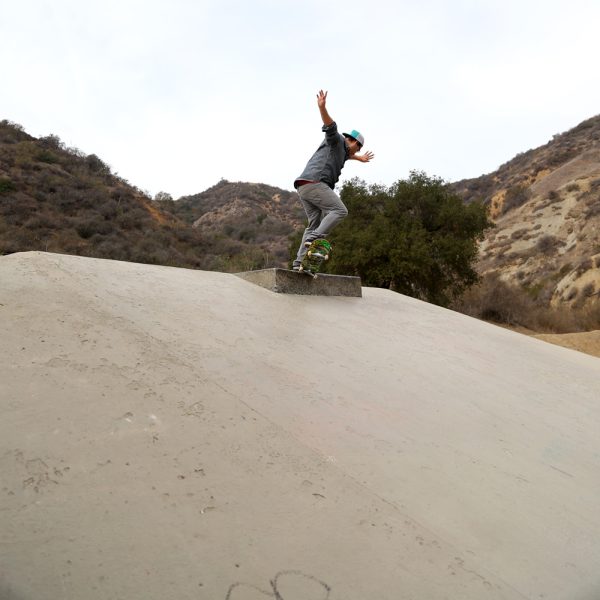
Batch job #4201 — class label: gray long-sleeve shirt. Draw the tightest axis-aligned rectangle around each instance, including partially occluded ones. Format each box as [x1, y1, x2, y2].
[294, 121, 349, 190]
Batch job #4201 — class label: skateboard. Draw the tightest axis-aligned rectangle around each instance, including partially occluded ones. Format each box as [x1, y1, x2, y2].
[298, 239, 332, 278]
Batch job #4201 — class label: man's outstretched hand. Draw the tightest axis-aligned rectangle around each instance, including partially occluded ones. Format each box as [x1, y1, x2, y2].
[317, 89, 328, 108]
[355, 151, 375, 163]
[316, 90, 333, 126]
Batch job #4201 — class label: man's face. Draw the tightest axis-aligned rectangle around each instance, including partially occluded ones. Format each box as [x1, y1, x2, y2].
[345, 136, 362, 156]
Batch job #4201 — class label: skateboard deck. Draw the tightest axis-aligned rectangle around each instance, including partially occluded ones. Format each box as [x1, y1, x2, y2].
[298, 239, 332, 278]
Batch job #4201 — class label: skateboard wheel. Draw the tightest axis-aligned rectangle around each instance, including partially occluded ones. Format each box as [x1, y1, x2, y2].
[298, 265, 304, 272]
[324, 254, 329, 260]
[307, 251, 312, 257]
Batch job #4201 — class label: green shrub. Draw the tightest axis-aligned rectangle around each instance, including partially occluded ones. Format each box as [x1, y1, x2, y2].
[36, 149, 60, 164]
[85, 154, 111, 175]
[317, 173, 493, 306]
[39, 134, 64, 150]
[0, 177, 16, 194]
[0, 119, 24, 131]
[74, 216, 113, 239]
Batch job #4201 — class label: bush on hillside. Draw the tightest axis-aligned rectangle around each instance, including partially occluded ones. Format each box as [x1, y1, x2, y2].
[502, 184, 531, 214]
[536, 234, 561, 255]
[0, 177, 16, 194]
[451, 273, 600, 332]
[85, 154, 111, 175]
[39, 134, 64, 150]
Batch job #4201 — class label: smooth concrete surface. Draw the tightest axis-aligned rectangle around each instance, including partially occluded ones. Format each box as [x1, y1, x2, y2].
[1, 251, 600, 600]
[235, 268, 362, 297]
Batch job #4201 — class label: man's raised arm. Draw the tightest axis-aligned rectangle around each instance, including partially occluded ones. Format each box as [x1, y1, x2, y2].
[317, 90, 334, 127]
[350, 150, 375, 163]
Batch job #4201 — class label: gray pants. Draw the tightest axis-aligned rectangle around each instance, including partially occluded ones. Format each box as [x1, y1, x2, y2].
[293, 182, 348, 267]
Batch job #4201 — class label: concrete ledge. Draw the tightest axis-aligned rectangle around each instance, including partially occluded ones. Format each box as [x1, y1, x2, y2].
[235, 268, 362, 297]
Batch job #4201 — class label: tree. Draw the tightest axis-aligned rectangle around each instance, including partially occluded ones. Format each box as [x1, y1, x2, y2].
[153, 191, 174, 203]
[85, 153, 111, 175]
[326, 172, 493, 306]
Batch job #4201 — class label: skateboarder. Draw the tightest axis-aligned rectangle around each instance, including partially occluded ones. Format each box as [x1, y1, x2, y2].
[292, 90, 374, 271]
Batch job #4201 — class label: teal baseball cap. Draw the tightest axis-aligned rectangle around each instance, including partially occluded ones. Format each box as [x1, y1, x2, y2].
[343, 129, 364, 147]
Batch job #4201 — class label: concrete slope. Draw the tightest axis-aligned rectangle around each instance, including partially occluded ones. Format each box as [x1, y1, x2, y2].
[1, 252, 599, 600]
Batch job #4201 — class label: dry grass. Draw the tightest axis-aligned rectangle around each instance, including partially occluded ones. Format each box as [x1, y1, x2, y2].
[532, 331, 600, 358]
[452, 273, 600, 333]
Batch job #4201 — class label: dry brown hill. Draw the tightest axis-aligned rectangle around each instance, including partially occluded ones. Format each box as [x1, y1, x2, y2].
[160, 179, 304, 268]
[0, 121, 302, 272]
[0, 120, 211, 268]
[452, 115, 600, 310]
[3, 114, 600, 323]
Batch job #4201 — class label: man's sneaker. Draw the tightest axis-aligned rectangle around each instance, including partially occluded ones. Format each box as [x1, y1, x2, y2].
[293, 265, 311, 274]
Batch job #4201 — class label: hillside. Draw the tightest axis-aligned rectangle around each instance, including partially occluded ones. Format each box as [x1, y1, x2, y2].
[0, 120, 300, 272]
[452, 115, 600, 309]
[0, 120, 216, 268]
[2, 251, 600, 599]
[3, 114, 600, 325]
[159, 179, 304, 267]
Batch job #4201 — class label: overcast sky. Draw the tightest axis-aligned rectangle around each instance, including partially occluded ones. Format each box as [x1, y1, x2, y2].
[3, 0, 600, 198]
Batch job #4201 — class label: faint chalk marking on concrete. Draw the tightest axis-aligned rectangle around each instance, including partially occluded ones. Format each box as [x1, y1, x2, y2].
[226, 570, 331, 599]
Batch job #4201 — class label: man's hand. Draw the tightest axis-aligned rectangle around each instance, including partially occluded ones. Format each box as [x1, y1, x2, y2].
[352, 151, 375, 163]
[317, 89, 333, 126]
[317, 89, 328, 109]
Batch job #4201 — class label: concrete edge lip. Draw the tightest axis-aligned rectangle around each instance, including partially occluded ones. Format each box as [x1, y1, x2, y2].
[235, 268, 362, 297]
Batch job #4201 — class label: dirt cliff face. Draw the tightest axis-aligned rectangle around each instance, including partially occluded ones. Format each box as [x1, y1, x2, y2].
[453, 115, 600, 307]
